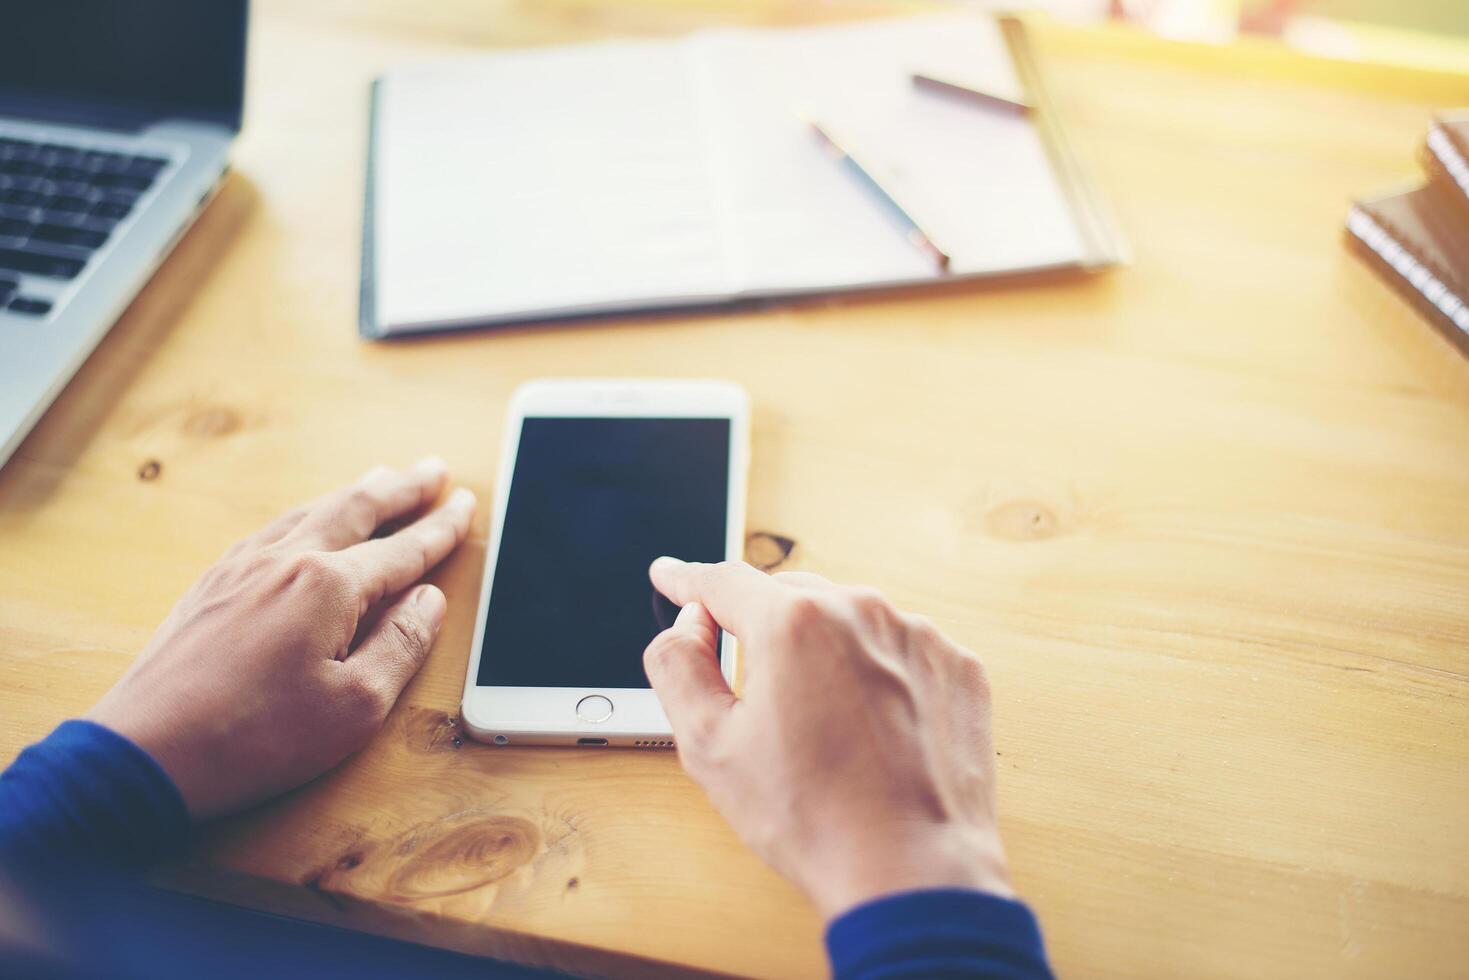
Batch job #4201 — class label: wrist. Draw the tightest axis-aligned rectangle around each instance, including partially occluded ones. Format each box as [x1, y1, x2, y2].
[87, 696, 205, 819]
[798, 823, 1014, 922]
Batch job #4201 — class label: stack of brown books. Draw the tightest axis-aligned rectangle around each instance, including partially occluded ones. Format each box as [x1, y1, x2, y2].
[1346, 112, 1469, 358]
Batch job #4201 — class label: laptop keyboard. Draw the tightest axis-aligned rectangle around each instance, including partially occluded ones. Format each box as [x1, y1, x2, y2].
[0, 135, 171, 317]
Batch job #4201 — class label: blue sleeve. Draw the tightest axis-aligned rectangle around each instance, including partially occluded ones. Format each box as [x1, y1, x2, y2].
[0, 719, 189, 870]
[826, 888, 1054, 980]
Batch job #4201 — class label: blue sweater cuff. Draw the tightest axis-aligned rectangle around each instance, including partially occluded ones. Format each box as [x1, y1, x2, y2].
[826, 888, 1054, 979]
[0, 719, 190, 870]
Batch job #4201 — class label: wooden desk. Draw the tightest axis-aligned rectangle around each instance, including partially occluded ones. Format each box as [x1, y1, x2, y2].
[3, 2, 1468, 976]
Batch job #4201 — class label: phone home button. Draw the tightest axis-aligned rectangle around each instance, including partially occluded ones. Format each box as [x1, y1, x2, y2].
[576, 695, 614, 724]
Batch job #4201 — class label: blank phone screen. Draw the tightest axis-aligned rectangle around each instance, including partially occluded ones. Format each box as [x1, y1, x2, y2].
[476, 417, 730, 689]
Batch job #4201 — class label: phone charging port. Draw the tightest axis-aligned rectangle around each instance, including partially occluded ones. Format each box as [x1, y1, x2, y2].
[577, 737, 609, 746]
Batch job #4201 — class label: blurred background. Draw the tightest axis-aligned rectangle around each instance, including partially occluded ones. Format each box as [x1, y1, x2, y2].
[479, 0, 1469, 70]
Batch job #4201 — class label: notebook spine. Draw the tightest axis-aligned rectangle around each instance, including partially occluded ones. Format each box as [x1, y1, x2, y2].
[1426, 124, 1469, 202]
[1346, 206, 1469, 360]
[1420, 132, 1469, 227]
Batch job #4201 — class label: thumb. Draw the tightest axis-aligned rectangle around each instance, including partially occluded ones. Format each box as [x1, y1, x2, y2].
[345, 584, 447, 714]
[644, 601, 735, 741]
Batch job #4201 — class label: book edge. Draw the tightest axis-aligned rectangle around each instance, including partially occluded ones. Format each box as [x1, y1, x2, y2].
[367, 14, 1117, 337]
[358, 77, 385, 341]
[1426, 123, 1469, 207]
[1000, 14, 1130, 271]
[1346, 204, 1469, 358]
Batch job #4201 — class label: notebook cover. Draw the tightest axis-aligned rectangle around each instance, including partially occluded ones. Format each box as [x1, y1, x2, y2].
[1346, 183, 1469, 359]
[1421, 111, 1469, 227]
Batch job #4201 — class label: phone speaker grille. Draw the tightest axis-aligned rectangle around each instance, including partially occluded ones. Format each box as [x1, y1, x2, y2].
[633, 739, 674, 749]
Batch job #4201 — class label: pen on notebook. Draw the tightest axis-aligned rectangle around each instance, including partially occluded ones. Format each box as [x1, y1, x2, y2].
[803, 115, 951, 272]
[911, 71, 1033, 116]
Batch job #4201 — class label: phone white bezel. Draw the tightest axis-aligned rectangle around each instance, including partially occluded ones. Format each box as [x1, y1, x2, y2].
[460, 378, 749, 747]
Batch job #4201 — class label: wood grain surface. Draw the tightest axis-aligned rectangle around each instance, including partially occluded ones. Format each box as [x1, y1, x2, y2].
[3, 2, 1469, 977]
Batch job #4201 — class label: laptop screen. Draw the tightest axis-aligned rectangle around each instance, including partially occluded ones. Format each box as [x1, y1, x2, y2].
[0, 1, 247, 129]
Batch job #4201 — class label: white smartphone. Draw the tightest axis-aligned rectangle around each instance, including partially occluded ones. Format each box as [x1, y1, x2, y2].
[460, 379, 749, 747]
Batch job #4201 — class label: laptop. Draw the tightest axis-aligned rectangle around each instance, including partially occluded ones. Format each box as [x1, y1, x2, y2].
[0, 1, 248, 470]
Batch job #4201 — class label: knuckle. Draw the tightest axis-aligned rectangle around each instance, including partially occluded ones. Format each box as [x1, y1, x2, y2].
[284, 552, 356, 611]
[674, 740, 713, 785]
[288, 551, 346, 588]
[244, 549, 282, 577]
[674, 725, 713, 770]
[269, 506, 308, 539]
[904, 612, 942, 643]
[643, 631, 692, 675]
[782, 591, 827, 624]
[768, 591, 835, 647]
[952, 646, 990, 693]
[340, 671, 391, 723]
[710, 559, 758, 582]
[387, 612, 433, 662]
[704, 559, 739, 581]
[692, 726, 737, 773]
[845, 584, 888, 611]
[344, 485, 379, 519]
[844, 585, 896, 626]
[408, 533, 436, 577]
[643, 634, 675, 671]
[769, 592, 825, 641]
[346, 485, 379, 509]
[323, 486, 380, 538]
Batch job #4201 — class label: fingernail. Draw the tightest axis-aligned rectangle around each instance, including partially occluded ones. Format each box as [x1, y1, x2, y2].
[651, 555, 684, 572]
[674, 601, 704, 624]
[414, 456, 448, 476]
[414, 584, 447, 627]
[449, 487, 476, 509]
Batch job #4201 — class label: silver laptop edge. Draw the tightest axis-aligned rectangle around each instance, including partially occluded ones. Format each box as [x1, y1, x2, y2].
[0, 3, 246, 472]
[0, 119, 233, 469]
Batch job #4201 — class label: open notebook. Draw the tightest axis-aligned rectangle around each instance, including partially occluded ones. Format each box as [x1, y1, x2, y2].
[360, 14, 1124, 338]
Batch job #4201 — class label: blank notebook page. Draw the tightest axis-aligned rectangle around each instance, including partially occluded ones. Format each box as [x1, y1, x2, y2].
[375, 41, 733, 329]
[694, 15, 1084, 291]
[373, 14, 1089, 332]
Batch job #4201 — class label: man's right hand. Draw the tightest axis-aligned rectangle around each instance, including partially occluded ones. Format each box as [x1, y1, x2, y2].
[643, 558, 1014, 922]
